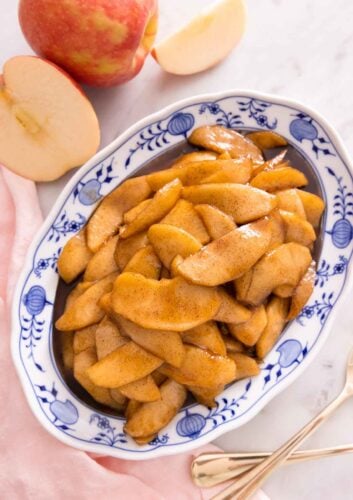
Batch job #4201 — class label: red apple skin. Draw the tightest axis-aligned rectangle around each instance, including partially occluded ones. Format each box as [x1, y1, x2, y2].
[18, 0, 158, 87]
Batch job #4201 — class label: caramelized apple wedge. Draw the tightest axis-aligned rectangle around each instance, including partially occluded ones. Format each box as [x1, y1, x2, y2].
[73, 325, 97, 354]
[55, 272, 118, 331]
[189, 125, 263, 162]
[181, 321, 227, 356]
[119, 375, 161, 402]
[86, 176, 151, 252]
[176, 219, 272, 286]
[58, 229, 92, 283]
[95, 316, 127, 360]
[235, 243, 312, 306]
[214, 289, 251, 324]
[246, 131, 287, 150]
[297, 190, 325, 227]
[227, 305, 267, 346]
[87, 341, 163, 388]
[116, 316, 185, 367]
[147, 158, 251, 190]
[228, 352, 260, 380]
[189, 384, 224, 407]
[124, 245, 162, 279]
[161, 199, 210, 244]
[123, 199, 152, 224]
[280, 210, 316, 247]
[114, 231, 148, 271]
[84, 235, 119, 282]
[256, 297, 290, 358]
[124, 379, 187, 440]
[195, 204, 236, 240]
[276, 189, 306, 219]
[120, 179, 182, 239]
[160, 345, 236, 388]
[74, 348, 124, 410]
[251, 167, 308, 192]
[111, 273, 221, 331]
[182, 184, 277, 223]
[287, 261, 316, 320]
[171, 150, 218, 167]
[148, 224, 202, 269]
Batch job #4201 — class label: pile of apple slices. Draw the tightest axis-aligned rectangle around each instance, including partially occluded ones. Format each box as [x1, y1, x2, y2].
[55, 125, 325, 444]
[0, 56, 100, 181]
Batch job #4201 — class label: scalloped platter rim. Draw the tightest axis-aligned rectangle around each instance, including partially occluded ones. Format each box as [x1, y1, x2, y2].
[12, 90, 353, 459]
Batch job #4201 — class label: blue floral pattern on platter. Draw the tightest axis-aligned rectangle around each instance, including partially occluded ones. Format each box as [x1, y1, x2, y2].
[12, 92, 353, 459]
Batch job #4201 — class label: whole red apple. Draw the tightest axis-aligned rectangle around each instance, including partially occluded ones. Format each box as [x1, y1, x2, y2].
[18, 0, 158, 87]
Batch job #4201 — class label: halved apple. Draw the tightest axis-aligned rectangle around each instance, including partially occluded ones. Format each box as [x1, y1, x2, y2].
[0, 56, 100, 181]
[152, 0, 246, 75]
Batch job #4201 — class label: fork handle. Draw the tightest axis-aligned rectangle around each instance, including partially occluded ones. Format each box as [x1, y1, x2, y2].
[212, 389, 349, 500]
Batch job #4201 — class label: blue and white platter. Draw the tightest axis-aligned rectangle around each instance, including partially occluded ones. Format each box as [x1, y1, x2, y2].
[11, 90, 353, 459]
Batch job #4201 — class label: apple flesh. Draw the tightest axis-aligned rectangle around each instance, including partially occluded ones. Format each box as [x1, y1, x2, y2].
[0, 56, 100, 181]
[152, 0, 246, 75]
[19, 0, 158, 87]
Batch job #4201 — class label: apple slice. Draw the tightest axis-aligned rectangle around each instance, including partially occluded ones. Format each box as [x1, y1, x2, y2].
[0, 56, 100, 181]
[152, 0, 246, 75]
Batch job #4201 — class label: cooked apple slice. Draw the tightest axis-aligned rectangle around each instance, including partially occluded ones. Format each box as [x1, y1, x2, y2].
[124, 245, 162, 279]
[87, 341, 163, 388]
[279, 210, 316, 246]
[125, 399, 142, 420]
[182, 184, 276, 223]
[189, 384, 224, 407]
[124, 379, 187, 440]
[297, 190, 325, 228]
[199, 166, 251, 184]
[119, 375, 161, 403]
[147, 159, 251, 191]
[227, 305, 267, 346]
[147, 224, 202, 269]
[58, 229, 92, 283]
[251, 150, 288, 177]
[83, 235, 119, 282]
[161, 199, 210, 244]
[0, 56, 100, 181]
[176, 219, 272, 286]
[172, 150, 218, 167]
[256, 297, 290, 358]
[111, 272, 220, 331]
[55, 272, 118, 331]
[276, 189, 306, 219]
[189, 126, 262, 162]
[228, 352, 260, 379]
[152, 0, 246, 74]
[182, 321, 226, 356]
[235, 242, 312, 305]
[287, 261, 316, 320]
[123, 199, 152, 225]
[86, 176, 151, 252]
[120, 179, 182, 239]
[116, 316, 185, 367]
[195, 204, 236, 240]
[246, 131, 287, 150]
[60, 332, 74, 372]
[250, 167, 308, 192]
[273, 284, 295, 298]
[214, 289, 251, 324]
[267, 210, 285, 250]
[73, 325, 97, 354]
[160, 345, 236, 388]
[74, 348, 124, 410]
[109, 389, 128, 407]
[223, 336, 246, 354]
[114, 231, 148, 271]
[95, 316, 127, 360]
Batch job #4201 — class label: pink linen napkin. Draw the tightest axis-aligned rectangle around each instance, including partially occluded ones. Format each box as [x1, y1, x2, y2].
[0, 166, 269, 500]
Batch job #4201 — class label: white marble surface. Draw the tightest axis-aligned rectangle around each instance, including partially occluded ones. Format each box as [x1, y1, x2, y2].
[2, 1, 353, 498]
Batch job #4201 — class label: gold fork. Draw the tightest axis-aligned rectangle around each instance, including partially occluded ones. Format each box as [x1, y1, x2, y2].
[192, 444, 353, 488]
[209, 347, 353, 500]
